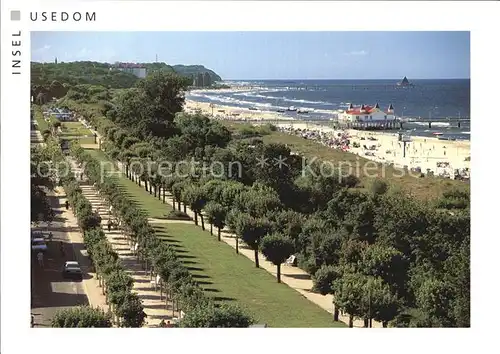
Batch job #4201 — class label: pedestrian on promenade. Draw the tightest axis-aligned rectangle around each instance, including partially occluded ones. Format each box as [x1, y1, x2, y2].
[37, 252, 44, 268]
[107, 220, 111, 232]
[48, 232, 53, 242]
[159, 319, 166, 328]
[60, 241, 65, 257]
[65, 200, 69, 210]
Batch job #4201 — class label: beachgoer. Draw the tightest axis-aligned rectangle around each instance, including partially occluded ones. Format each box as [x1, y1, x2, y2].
[65, 200, 69, 210]
[159, 319, 166, 328]
[166, 321, 173, 328]
[37, 252, 44, 268]
[107, 221, 111, 232]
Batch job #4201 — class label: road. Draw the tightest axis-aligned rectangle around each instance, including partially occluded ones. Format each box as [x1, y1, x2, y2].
[31, 192, 89, 327]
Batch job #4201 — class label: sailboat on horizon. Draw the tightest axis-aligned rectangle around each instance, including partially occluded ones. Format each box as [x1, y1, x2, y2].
[397, 76, 414, 87]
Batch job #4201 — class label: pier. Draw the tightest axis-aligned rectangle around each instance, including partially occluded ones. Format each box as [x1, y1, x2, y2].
[399, 117, 470, 129]
[217, 115, 470, 131]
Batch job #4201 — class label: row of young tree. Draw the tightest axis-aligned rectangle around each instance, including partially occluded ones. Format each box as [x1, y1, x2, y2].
[61, 71, 469, 327]
[36, 137, 146, 327]
[70, 144, 254, 327]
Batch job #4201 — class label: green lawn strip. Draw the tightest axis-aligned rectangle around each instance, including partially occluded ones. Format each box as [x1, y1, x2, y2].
[34, 109, 49, 132]
[86, 148, 343, 327]
[86, 149, 172, 218]
[154, 223, 343, 328]
[62, 121, 93, 136]
[61, 136, 96, 144]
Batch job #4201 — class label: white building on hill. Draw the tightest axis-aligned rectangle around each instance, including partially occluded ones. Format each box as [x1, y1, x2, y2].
[112, 63, 147, 78]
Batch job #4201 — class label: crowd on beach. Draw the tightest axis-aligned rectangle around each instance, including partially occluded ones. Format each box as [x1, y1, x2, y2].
[277, 124, 470, 181]
[184, 100, 471, 181]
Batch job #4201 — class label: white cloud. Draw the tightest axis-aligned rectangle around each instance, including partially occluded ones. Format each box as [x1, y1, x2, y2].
[33, 45, 51, 53]
[76, 48, 92, 58]
[344, 50, 368, 56]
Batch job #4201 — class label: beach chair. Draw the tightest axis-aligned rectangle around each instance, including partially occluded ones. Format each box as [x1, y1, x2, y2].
[285, 255, 296, 267]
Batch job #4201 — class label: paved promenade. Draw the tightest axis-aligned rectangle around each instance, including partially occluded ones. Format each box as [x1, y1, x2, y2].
[69, 158, 177, 327]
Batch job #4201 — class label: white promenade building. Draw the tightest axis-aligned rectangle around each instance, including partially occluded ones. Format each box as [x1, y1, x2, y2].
[338, 103, 395, 123]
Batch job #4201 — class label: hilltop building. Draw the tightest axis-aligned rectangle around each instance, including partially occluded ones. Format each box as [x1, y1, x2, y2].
[112, 62, 147, 78]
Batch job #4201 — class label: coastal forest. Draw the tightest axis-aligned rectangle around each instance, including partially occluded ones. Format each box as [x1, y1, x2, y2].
[31, 62, 470, 328]
[31, 61, 221, 104]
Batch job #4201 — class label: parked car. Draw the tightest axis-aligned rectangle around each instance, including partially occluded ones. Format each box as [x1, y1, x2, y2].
[62, 261, 82, 279]
[31, 238, 48, 252]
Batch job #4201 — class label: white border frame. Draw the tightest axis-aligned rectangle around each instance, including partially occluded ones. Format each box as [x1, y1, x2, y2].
[1, 1, 498, 354]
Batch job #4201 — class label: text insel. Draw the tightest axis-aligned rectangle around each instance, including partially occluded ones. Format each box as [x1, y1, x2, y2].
[12, 31, 21, 75]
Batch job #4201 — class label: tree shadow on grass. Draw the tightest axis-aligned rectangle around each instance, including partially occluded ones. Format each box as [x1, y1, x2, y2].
[143, 303, 169, 310]
[192, 274, 210, 280]
[177, 254, 197, 260]
[186, 266, 205, 272]
[212, 296, 236, 302]
[182, 260, 199, 265]
[158, 236, 181, 244]
[283, 273, 311, 281]
[203, 288, 221, 293]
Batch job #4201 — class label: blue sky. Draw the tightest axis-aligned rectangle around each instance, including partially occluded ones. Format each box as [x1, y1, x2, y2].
[31, 31, 470, 80]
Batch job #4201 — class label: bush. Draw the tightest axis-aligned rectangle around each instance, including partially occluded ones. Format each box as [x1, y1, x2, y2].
[51, 306, 112, 327]
[179, 303, 254, 328]
[166, 210, 191, 220]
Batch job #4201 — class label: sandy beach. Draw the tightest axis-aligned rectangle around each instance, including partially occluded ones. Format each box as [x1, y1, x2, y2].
[184, 99, 471, 179]
[185, 99, 294, 122]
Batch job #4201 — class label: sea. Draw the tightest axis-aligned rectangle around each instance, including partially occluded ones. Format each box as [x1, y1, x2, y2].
[186, 79, 471, 141]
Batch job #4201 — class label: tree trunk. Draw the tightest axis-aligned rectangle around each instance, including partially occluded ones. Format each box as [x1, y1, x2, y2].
[172, 198, 176, 211]
[138, 179, 141, 187]
[183, 203, 186, 213]
[200, 214, 205, 231]
[349, 315, 353, 328]
[254, 249, 259, 268]
[382, 321, 388, 328]
[153, 187, 157, 197]
[277, 264, 281, 283]
[217, 228, 221, 241]
[369, 318, 373, 328]
[163, 188, 166, 203]
[235, 236, 239, 254]
[194, 212, 198, 226]
[210, 223, 213, 235]
[364, 318, 369, 328]
[149, 184, 152, 195]
[334, 307, 339, 322]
